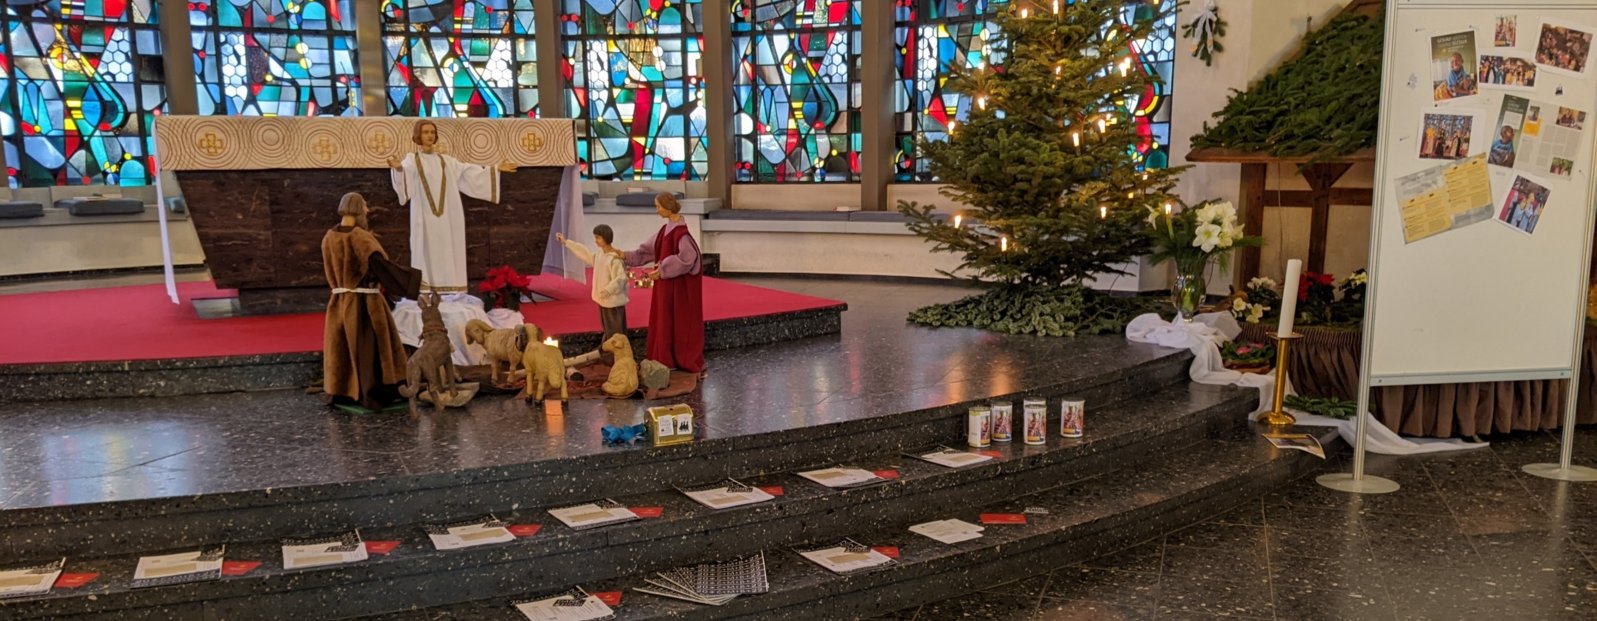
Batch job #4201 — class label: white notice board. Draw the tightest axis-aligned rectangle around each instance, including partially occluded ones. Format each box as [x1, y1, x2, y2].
[1366, 0, 1597, 385]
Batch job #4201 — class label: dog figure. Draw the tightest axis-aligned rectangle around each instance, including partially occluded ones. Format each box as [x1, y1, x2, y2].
[520, 324, 568, 404]
[600, 334, 639, 398]
[398, 294, 457, 415]
[464, 319, 526, 386]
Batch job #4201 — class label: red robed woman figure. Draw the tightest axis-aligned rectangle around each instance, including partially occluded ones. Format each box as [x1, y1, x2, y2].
[624, 193, 706, 374]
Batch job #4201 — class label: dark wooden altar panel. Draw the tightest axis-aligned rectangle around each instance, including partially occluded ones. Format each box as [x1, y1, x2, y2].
[180, 167, 563, 292]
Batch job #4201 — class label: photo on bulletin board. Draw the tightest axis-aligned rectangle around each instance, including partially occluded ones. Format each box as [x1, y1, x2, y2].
[1497, 174, 1553, 236]
[1477, 54, 1537, 90]
[1490, 95, 1588, 174]
[1496, 15, 1517, 48]
[1534, 20, 1595, 76]
[1433, 31, 1481, 102]
[1418, 111, 1478, 160]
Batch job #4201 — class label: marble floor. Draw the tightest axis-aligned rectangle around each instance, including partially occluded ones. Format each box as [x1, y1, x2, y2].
[878, 428, 1597, 621]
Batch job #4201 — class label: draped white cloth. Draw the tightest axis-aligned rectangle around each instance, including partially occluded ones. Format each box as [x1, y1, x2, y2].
[393, 294, 523, 367]
[1126, 313, 1485, 455]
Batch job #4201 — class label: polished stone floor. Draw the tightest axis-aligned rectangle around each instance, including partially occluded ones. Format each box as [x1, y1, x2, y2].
[878, 428, 1597, 621]
[0, 276, 1178, 510]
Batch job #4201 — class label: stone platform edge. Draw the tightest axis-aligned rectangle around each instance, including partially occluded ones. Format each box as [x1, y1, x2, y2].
[0, 304, 846, 402]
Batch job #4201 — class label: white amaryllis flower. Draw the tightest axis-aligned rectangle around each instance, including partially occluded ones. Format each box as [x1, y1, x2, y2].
[1348, 272, 1368, 285]
[1193, 223, 1224, 252]
[1194, 202, 1222, 225]
[1232, 297, 1248, 312]
[1247, 276, 1277, 291]
[1145, 206, 1160, 227]
[1211, 201, 1237, 220]
[1245, 304, 1267, 323]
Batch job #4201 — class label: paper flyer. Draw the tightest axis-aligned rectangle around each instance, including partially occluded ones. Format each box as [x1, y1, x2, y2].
[795, 467, 888, 489]
[679, 480, 776, 510]
[912, 447, 995, 469]
[282, 531, 368, 570]
[909, 518, 985, 544]
[1496, 174, 1553, 235]
[1432, 31, 1480, 102]
[130, 546, 226, 589]
[1490, 95, 1587, 176]
[1263, 433, 1326, 459]
[548, 501, 640, 530]
[797, 539, 896, 575]
[1535, 20, 1595, 76]
[1395, 155, 1494, 244]
[0, 558, 65, 599]
[424, 516, 515, 551]
[513, 588, 616, 621]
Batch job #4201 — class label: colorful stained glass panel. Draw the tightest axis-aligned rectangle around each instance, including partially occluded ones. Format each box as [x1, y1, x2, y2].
[193, 0, 362, 116]
[731, 0, 861, 183]
[562, 0, 706, 180]
[383, 0, 538, 118]
[2, 3, 166, 187]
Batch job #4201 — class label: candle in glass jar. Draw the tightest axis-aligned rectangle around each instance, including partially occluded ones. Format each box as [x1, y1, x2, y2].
[1277, 259, 1303, 337]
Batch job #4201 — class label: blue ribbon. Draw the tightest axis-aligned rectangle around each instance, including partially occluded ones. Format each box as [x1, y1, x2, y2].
[602, 423, 649, 445]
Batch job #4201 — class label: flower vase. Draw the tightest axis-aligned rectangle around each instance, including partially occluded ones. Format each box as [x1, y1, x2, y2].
[1170, 268, 1207, 323]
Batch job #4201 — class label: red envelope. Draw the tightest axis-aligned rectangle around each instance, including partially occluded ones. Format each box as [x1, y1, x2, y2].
[758, 486, 785, 496]
[978, 450, 1004, 459]
[364, 540, 401, 555]
[872, 546, 901, 559]
[630, 506, 663, 518]
[221, 561, 261, 576]
[979, 513, 1027, 525]
[508, 524, 543, 537]
[592, 591, 623, 606]
[872, 469, 900, 480]
[53, 573, 99, 589]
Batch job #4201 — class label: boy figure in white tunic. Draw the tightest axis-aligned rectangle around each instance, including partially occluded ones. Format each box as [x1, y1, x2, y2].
[386, 120, 521, 366]
[387, 120, 517, 293]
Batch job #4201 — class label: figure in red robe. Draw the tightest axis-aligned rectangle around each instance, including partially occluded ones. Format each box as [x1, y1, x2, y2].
[625, 193, 706, 374]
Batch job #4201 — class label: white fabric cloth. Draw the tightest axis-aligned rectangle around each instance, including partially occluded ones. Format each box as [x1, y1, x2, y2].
[560, 240, 628, 308]
[1126, 313, 1485, 455]
[393, 293, 522, 366]
[391, 152, 500, 291]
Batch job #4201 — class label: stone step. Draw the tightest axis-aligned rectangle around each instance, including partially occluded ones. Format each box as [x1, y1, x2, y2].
[0, 350, 1194, 562]
[0, 378, 1249, 620]
[360, 426, 1329, 620]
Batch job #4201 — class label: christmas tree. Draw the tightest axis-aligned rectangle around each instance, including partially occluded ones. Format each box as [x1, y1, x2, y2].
[899, 0, 1184, 336]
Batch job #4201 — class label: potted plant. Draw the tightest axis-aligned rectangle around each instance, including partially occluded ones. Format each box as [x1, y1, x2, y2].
[479, 266, 534, 312]
[1147, 200, 1262, 322]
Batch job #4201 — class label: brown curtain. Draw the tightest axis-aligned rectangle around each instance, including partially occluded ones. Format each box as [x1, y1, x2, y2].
[1235, 324, 1597, 438]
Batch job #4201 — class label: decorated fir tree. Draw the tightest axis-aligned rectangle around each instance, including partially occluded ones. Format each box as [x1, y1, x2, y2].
[899, 0, 1184, 336]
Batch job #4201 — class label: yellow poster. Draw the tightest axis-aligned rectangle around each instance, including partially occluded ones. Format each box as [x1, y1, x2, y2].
[1396, 154, 1495, 243]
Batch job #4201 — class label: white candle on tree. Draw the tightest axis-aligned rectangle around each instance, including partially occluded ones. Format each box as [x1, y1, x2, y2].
[1278, 259, 1303, 337]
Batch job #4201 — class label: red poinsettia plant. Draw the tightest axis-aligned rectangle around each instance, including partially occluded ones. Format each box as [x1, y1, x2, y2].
[479, 266, 534, 311]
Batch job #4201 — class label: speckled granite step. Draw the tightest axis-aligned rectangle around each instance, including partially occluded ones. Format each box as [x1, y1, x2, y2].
[0, 349, 1194, 562]
[0, 377, 1257, 620]
[359, 427, 1333, 621]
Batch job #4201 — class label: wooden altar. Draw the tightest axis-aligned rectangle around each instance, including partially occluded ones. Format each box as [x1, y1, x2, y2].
[154, 117, 578, 314]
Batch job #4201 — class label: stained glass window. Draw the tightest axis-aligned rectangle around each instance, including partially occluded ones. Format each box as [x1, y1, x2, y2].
[2, 0, 167, 187]
[191, 0, 362, 116]
[383, 0, 539, 118]
[561, 0, 705, 180]
[731, 0, 860, 183]
[892, 0, 1174, 181]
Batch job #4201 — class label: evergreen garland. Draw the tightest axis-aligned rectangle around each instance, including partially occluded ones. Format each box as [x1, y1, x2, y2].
[1190, 12, 1384, 159]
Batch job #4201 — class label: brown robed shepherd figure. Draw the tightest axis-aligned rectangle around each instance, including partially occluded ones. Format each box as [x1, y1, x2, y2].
[321, 192, 421, 410]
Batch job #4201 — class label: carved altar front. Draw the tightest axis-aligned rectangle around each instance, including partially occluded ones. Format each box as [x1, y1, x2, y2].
[155, 116, 578, 314]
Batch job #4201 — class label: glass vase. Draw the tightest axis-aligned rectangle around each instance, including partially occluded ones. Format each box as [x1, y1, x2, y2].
[1170, 266, 1208, 324]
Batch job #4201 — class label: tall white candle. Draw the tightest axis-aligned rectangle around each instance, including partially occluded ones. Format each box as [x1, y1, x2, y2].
[1278, 259, 1303, 337]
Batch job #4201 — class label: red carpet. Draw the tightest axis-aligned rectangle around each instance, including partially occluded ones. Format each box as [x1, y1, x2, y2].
[0, 275, 844, 365]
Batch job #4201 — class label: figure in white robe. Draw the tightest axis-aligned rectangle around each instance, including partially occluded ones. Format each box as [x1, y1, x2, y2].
[387, 120, 523, 365]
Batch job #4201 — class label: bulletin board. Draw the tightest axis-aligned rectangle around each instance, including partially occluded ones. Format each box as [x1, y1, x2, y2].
[1365, 0, 1597, 385]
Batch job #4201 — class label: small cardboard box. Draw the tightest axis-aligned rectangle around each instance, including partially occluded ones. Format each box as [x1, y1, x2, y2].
[646, 404, 695, 447]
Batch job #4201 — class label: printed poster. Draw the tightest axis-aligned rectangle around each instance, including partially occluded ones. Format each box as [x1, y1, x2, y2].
[1432, 31, 1480, 102]
[1490, 95, 1587, 177]
[1395, 155, 1494, 244]
[1535, 20, 1595, 76]
[1497, 174, 1553, 235]
[1477, 54, 1537, 90]
[1495, 16, 1517, 48]
[1418, 110, 1481, 161]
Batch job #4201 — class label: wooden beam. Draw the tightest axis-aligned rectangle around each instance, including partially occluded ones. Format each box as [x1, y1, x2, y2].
[1186, 146, 1377, 165]
[1263, 187, 1374, 207]
[1237, 163, 1268, 289]
[1303, 163, 1354, 274]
